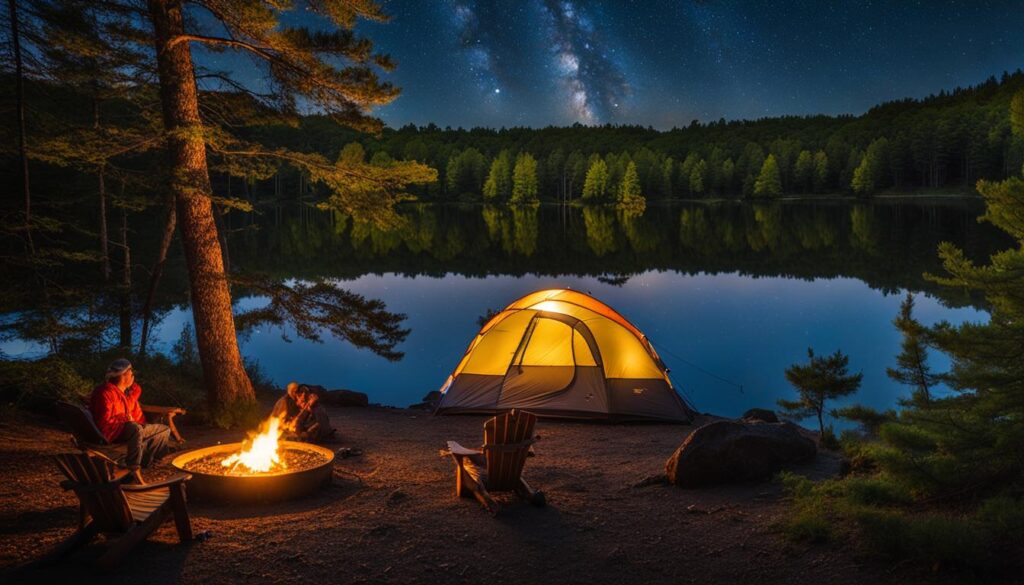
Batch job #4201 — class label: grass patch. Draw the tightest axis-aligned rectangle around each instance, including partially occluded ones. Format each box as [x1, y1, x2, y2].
[780, 470, 1022, 574]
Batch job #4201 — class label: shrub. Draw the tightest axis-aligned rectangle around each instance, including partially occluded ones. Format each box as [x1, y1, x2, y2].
[841, 476, 910, 506]
[0, 356, 91, 410]
[785, 507, 832, 543]
[975, 496, 1024, 542]
[855, 509, 988, 569]
[819, 425, 841, 450]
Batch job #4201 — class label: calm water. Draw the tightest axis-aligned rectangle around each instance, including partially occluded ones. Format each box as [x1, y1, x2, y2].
[161, 200, 1005, 422]
[5, 200, 1009, 424]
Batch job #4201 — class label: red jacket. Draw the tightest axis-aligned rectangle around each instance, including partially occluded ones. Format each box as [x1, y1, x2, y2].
[89, 382, 145, 443]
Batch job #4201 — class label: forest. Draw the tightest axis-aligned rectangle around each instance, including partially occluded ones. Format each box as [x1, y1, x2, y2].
[260, 70, 1024, 203]
[5, 70, 1024, 214]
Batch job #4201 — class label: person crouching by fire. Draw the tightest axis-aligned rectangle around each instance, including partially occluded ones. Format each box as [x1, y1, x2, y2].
[290, 385, 336, 443]
[271, 381, 302, 426]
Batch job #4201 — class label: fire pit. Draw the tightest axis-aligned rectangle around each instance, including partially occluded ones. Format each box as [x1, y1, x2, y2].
[171, 416, 335, 503]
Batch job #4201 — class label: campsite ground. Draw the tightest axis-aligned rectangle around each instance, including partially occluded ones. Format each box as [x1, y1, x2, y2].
[0, 405, 972, 584]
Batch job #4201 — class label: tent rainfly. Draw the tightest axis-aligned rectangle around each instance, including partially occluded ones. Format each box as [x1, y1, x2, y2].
[435, 289, 695, 422]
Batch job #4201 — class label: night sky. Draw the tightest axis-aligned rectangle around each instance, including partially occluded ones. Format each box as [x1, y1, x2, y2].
[198, 1, 1024, 130]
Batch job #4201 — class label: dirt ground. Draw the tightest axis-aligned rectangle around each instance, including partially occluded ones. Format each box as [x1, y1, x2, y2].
[0, 405, 971, 584]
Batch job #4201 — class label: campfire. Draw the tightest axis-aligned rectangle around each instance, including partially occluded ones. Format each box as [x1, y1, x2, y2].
[221, 415, 286, 474]
[170, 415, 336, 503]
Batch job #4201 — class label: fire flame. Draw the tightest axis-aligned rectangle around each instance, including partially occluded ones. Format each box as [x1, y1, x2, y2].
[221, 415, 287, 474]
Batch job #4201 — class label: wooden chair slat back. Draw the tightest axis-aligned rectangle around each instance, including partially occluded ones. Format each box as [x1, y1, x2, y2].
[56, 401, 109, 446]
[54, 453, 133, 532]
[483, 410, 536, 490]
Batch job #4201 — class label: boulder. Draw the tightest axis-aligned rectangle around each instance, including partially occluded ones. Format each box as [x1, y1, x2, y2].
[665, 420, 816, 488]
[408, 390, 442, 411]
[320, 388, 369, 407]
[741, 408, 779, 423]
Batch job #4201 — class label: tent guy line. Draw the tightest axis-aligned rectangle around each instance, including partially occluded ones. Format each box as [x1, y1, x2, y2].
[649, 341, 745, 395]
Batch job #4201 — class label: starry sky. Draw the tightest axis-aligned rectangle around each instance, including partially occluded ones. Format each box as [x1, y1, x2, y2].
[199, 1, 1024, 130]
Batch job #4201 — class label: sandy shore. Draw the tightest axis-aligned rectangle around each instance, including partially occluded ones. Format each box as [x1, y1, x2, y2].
[0, 405, 965, 584]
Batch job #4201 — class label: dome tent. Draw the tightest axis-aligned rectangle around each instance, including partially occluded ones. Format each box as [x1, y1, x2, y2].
[435, 289, 695, 422]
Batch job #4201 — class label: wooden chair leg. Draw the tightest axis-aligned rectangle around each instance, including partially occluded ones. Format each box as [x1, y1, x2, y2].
[468, 482, 500, 516]
[450, 454, 499, 514]
[516, 477, 546, 507]
[169, 484, 193, 541]
[454, 458, 465, 498]
[167, 414, 185, 443]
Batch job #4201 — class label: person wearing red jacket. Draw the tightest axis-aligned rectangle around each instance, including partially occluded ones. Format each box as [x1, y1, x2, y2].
[89, 358, 171, 468]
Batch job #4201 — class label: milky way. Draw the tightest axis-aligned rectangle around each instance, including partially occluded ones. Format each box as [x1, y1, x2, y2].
[325, 0, 1024, 129]
[540, 1, 629, 123]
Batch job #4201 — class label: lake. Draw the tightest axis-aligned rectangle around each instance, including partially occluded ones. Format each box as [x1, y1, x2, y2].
[4, 199, 1010, 426]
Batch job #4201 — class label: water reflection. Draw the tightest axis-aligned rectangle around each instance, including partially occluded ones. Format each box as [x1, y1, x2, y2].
[231, 200, 1007, 302]
[148, 201, 1011, 418]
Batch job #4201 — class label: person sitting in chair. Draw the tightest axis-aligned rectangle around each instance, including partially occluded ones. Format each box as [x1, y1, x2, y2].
[290, 385, 336, 443]
[89, 359, 171, 469]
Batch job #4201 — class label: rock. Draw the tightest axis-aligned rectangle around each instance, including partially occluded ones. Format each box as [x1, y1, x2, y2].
[320, 388, 369, 407]
[408, 390, 442, 410]
[665, 420, 816, 488]
[741, 408, 779, 423]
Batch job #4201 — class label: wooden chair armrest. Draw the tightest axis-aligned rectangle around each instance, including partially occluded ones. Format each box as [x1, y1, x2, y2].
[81, 447, 119, 465]
[140, 404, 186, 416]
[60, 479, 123, 494]
[446, 441, 482, 457]
[121, 474, 192, 492]
[481, 437, 538, 452]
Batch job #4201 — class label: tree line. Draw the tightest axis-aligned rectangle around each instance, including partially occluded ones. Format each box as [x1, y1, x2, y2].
[244, 70, 1024, 204]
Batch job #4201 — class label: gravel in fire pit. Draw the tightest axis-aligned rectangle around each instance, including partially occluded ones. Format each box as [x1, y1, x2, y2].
[183, 448, 330, 476]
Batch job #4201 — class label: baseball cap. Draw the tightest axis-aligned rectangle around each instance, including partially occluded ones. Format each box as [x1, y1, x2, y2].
[106, 358, 133, 376]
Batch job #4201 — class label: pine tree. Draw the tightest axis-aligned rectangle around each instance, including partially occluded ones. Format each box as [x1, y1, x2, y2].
[511, 152, 539, 203]
[338, 142, 366, 165]
[23, 0, 434, 423]
[483, 150, 512, 200]
[660, 157, 675, 198]
[778, 348, 863, 437]
[829, 95, 1024, 497]
[754, 154, 783, 198]
[794, 150, 814, 193]
[851, 138, 889, 195]
[721, 158, 736, 194]
[812, 150, 829, 192]
[689, 159, 708, 196]
[582, 158, 610, 200]
[886, 293, 941, 405]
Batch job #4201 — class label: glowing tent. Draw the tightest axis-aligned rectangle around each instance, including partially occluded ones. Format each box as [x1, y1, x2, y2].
[435, 289, 695, 422]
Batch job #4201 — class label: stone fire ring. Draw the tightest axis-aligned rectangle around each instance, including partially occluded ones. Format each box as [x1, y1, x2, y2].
[171, 441, 335, 504]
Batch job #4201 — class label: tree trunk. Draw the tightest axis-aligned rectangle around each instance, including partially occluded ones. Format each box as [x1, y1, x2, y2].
[138, 198, 177, 356]
[147, 0, 254, 416]
[119, 205, 132, 350]
[99, 165, 110, 281]
[8, 0, 32, 253]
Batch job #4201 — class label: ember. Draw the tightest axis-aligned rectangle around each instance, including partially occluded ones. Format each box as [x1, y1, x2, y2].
[183, 448, 329, 476]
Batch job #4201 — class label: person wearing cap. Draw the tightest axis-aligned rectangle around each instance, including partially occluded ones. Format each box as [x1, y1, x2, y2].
[89, 359, 171, 468]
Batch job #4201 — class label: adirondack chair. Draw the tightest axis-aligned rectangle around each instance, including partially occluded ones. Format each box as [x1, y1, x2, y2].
[446, 409, 545, 515]
[42, 451, 193, 571]
[55, 401, 186, 481]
